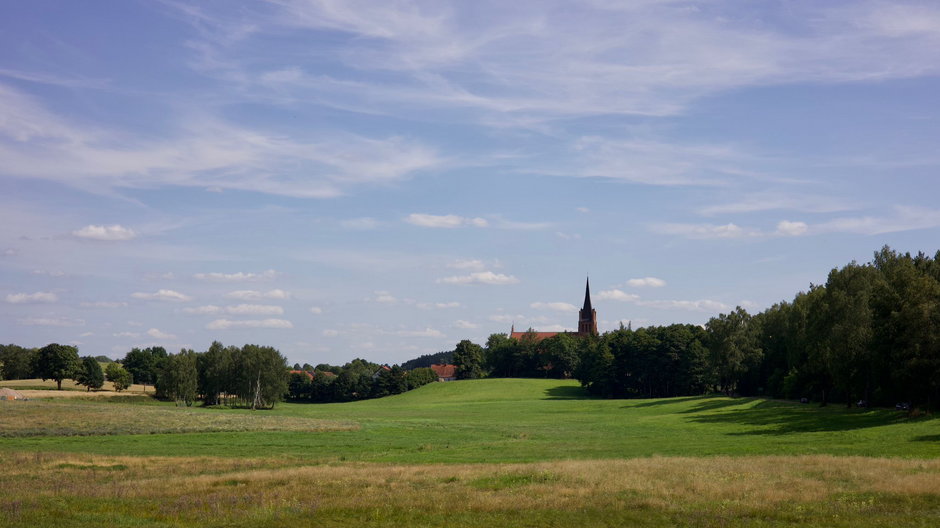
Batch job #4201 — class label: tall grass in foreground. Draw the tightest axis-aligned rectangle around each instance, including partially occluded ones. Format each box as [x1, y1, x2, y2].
[2, 452, 939, 527]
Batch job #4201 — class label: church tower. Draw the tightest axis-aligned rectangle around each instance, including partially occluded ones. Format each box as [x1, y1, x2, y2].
[578, 277, 598, 336]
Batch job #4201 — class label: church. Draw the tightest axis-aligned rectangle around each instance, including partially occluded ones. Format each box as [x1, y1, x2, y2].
[510, 278, 598, 341]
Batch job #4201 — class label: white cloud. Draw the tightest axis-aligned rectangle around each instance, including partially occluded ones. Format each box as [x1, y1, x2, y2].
[224, 304, 284, 315]
[205, 318, 293, 330]
[146, 328, 177, 340]
[448, 259, 488, 271]
[184, 304, 283, 315]
[2, 248, 16, 256]
[627, 277, 666, 288]
[395, 328, 445, 338]
[655, 206, 940, 241]
[556, 232, 581, 240]
[113, 332, 141, 338]
[6, 291, 58, 303]
[341, 217, 380, 230]
[437, 271, 519, 285]
[132, 289, 193, 302]
[454, 320, 478, 329]
[596, 288, 728, 313]
[225, 289, 291, 300]
[183, 305, 223, 315]
[815, 206, 940, 235]
[72, 224, 136, 241]
[652, 222, 754, 239]
[488, 314, 549, 325]
[322, 329, 339, 337]
[32, 270, 67, 277]
[309, 306, 323, 314]
[776, 220, 809, 237]
[417, 301, 461, 309]
[530, 301, 578, 312]
[80, 301, 129, 308]
[577, 207, 590, 213]
[699, 193, 855, 216]
[405, 213, 488, 228]
[637, 299, 730, 312]
[18, 317, 84, 327]
[193, 269, 278, 281]
[372, 290, 397, 304]
[597, 289, 640, 302]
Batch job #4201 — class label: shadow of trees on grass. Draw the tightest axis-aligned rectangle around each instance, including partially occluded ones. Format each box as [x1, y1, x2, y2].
[542, 385, 597, 400]
[686, 398, 919, 435]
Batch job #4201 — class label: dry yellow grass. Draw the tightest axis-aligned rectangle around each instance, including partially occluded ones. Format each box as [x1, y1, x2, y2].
[0, 378, 155, 396]
[0, 400, 358, 436]
[2, 453, 938, 527]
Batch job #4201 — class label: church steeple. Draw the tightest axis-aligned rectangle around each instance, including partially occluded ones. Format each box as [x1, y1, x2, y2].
[578, 277, 598, 336]
[582, 277, 593, 312]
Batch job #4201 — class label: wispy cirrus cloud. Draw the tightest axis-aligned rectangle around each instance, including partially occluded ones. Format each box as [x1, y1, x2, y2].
[178, 1, 940, 127]
[0, 83, 442, 198]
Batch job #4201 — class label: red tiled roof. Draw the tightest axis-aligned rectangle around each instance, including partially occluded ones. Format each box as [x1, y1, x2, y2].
[510, 331, 560, 342]
[289, 370, 314, 380]
[430, 364, 457, 378]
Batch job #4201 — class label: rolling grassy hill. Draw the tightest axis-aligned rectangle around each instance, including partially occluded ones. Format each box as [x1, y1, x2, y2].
[2, 378, 938, 461]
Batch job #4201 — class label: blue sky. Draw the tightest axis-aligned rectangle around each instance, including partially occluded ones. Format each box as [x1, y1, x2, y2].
[2, 0, 939, 366]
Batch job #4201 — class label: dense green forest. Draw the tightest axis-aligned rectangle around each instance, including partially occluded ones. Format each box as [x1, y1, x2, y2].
[475, 247, 940, 409]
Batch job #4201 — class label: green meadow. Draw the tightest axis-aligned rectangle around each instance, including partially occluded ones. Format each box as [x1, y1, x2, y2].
[2, 379, 940, 527]
[3, 378, 939, 461]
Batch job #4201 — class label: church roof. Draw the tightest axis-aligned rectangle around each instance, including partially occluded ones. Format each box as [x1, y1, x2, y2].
[510, 331, 560, 342]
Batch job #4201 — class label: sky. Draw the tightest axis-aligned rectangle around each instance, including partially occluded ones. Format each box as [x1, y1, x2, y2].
[2, 0, 939, 366]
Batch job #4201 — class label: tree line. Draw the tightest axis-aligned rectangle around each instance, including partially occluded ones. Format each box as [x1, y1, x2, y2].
[447, 247, 940, 409]
[0, 341, 291, 409]
[1, 341, 438, 406]
[285, 359, 437, 402]
[0, 343, 132, 392]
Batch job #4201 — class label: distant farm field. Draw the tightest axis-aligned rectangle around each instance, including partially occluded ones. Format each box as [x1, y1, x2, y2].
[2, 378, 939, 527]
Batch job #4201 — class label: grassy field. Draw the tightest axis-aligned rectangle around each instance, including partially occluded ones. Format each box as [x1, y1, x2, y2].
[0, 377, 155, 398]
[2, 378, 939, 527]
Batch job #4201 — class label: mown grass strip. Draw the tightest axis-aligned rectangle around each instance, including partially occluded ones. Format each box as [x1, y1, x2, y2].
[0, 400, 357, 437]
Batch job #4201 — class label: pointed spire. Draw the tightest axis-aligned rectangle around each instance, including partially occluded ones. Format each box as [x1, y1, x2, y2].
[582, 276, 592, 312]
